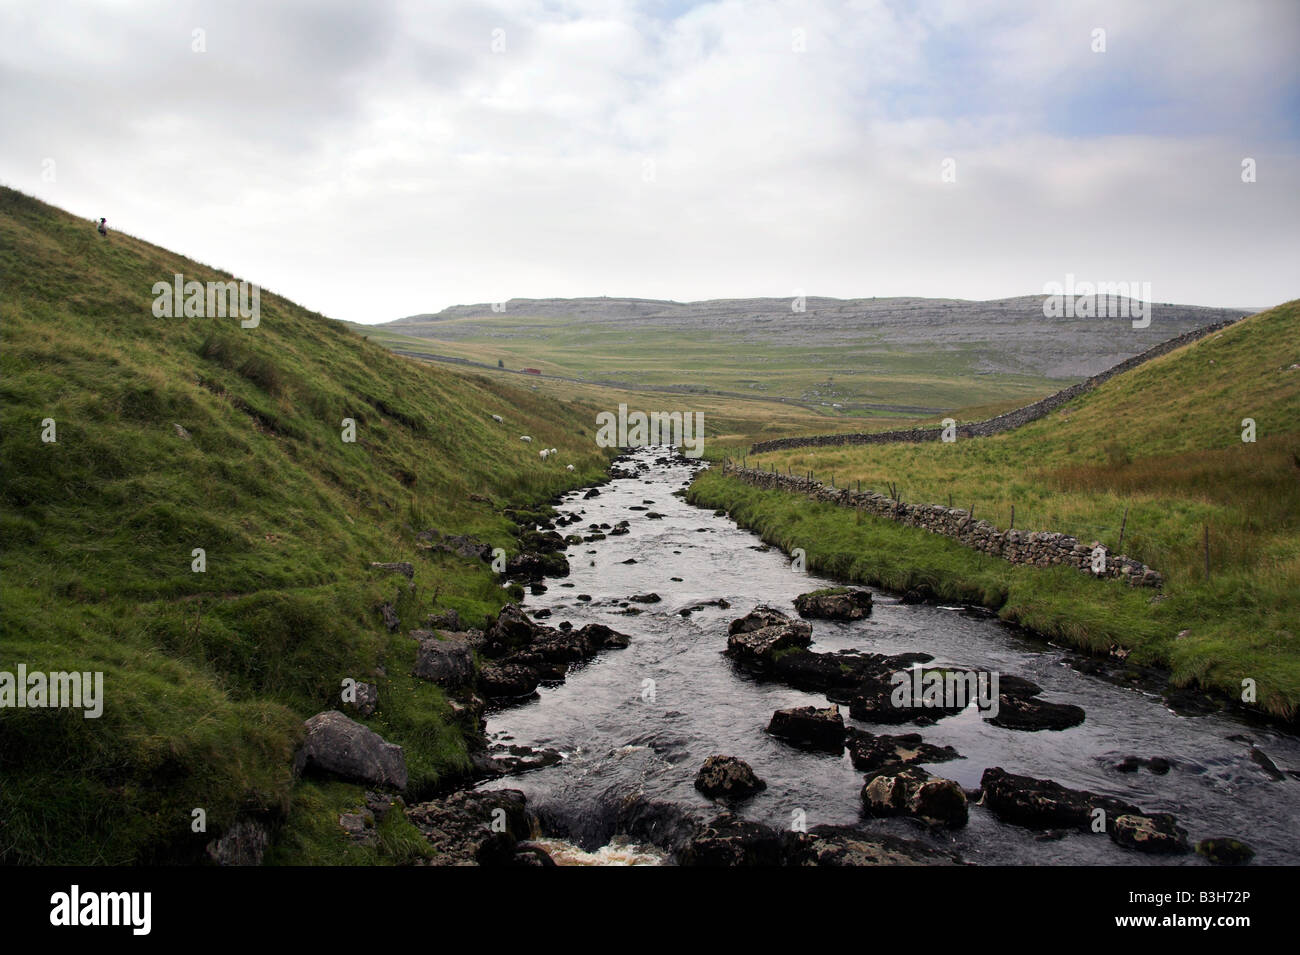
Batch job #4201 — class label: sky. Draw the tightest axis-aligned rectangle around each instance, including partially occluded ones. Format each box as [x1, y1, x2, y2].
[2, 0, 1297, 323]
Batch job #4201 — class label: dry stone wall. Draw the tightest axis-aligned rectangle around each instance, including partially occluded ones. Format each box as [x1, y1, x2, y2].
[719, 462, 1164, 588]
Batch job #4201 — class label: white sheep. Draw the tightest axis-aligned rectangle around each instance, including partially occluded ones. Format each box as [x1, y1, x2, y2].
[491, 414, 503, 423]
[520, 435, 532, 443]
[549, 448, 557, 455]
[539, 448, 550, 460]
[566, 464, 574, 471]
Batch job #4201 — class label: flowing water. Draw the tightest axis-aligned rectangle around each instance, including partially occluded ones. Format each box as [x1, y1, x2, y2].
[480, 447, 1300, 865]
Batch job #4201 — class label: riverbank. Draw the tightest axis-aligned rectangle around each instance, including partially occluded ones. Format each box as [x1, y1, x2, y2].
[687, 468, 1297, 722]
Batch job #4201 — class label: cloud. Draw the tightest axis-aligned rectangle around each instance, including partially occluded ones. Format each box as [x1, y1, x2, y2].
[2, 0, 1296, 320]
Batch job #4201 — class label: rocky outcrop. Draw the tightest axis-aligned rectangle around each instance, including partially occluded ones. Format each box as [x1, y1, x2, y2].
[987, 693, 1086, 731]
[694, 755, 767, 800]
[475, 604, 630, 699]
[294, 710, 408, 790]
[794, 587, 873, 620]
[861, 766, 968, 828]
[205, 818, 269, 866]
[766, 704, 845, 753]
[410, 632, 475, 689]
[405, 789, 551, 866]
[728, 606, 792, 635]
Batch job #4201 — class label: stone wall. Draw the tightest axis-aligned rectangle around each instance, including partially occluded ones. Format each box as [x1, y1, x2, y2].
[749, 318, 1241, 454]
[719, 462, 1164, 587]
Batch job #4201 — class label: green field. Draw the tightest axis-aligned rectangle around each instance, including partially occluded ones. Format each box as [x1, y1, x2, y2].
[697, 301, 1300, 718]
[0, 186, 616, 864]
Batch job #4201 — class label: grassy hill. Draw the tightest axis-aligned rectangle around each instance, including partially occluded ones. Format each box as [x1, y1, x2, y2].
[694, 301, 1300, 717]
[368, 295, 1247, 418]
[0, 186, 615, 864]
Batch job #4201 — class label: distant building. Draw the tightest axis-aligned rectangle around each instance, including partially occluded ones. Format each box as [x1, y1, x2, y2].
[522, 367, 542, 375]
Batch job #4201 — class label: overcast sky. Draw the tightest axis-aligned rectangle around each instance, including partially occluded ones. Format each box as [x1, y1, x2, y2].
[3, 0, 1297, 323]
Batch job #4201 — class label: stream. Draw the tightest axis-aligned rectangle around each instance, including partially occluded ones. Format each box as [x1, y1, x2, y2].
[479, 447, 1300, 865]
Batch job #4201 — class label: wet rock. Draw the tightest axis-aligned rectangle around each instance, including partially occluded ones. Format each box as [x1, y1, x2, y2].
[630, 592, 661, 604]
[406, 789, 538, 865]
[986, 694, 1085, 731]
[481, 604, 546, 657]
[1110, 813, 1189, 854]
[794, 587, 873, 621]
[411, 632, 475, 689]
[786, 825, 960, 866]
[478, 662, 542, 698]
[846, 728, 961, 772]
[848, 676, 966, 726]
[679, 813, 786, 866]
[513, 841, 558, 866]
[861, 765, 968, 828]
[694, 755, 767, 800]
[472, 743, 564, 778]
[1195, 837, 1256, 866]
[766, 704, 845, 753]
[294, 710, 408, 790]
[1250, 747, 1286, 781]
[726, 621, 813, 665]
[728, 606, 791, 635]
[979, 767, 1139, 832]
[505, 550, 570, 580]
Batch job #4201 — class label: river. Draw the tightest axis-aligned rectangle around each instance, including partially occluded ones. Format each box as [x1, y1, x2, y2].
[479, 447, 1300, 865]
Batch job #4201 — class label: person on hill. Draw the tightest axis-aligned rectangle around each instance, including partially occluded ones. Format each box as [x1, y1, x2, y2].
[96, 217, 107, 237]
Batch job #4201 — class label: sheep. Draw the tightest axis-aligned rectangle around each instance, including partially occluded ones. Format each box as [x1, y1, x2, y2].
[520, 435, 532, 443]
[539, 449, 550, 460]
[549, 448, 557, 455]
[491, 414, 503, 423]
[566, 464, 575, 472]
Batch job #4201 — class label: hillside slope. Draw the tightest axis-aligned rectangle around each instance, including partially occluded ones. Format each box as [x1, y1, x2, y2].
[718, 300, 1300, 716]
[0, 187, 612, 864]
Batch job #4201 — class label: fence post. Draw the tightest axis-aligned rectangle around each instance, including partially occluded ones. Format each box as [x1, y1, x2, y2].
[1010, 504, 1015, 529]
[1117, 506, 1129, 551]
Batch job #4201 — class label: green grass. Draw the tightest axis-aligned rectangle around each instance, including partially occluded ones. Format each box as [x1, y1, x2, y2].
[0, 185, 616, 864]
[701, 301, 1300, 718]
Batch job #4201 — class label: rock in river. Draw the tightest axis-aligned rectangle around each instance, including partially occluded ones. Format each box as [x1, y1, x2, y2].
[766, 704, 845, 753]
[694, 755, 767, 800]
[861, 765, 969, 828]
[794, 587, 873, 621]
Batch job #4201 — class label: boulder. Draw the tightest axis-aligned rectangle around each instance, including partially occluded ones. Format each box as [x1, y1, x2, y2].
[785, 825, 960, 866]
[766, 704, 845, 753]
[979, 767, 1139, 832]
[411, 633, 475, 689]
[694, 755, 767, 800]
[728, 606, 790, 635]
[1195, 837, 1256, 866]
[478, 661, 543, 698]
[846, 728, 961, 772]
[678, 813, 786, 866]
[295, 710, 408, 790]
[986, 693, 1086, 731]
[726, 621, 813, 665]
[794, 587, 873, 620]
[1110, 813, 1189, 854]
[343, 680, 379, 717]
[861, 766, 968, 828]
